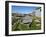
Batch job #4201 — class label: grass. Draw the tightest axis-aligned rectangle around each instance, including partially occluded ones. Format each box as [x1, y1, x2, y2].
[30, 19, 41, 30]
[12, 16, 41, 31]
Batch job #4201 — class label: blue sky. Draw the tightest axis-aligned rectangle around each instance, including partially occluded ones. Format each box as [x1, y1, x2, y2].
[12, 6, 38, 14]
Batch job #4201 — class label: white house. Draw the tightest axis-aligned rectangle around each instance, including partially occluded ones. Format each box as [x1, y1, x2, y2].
[21, 15, 32, 24]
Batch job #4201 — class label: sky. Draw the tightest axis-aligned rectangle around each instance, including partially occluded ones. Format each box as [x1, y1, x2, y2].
[12, 6, 38, 14]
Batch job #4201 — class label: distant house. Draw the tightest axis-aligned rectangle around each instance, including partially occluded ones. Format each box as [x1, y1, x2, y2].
[21, 15, 32, 24]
